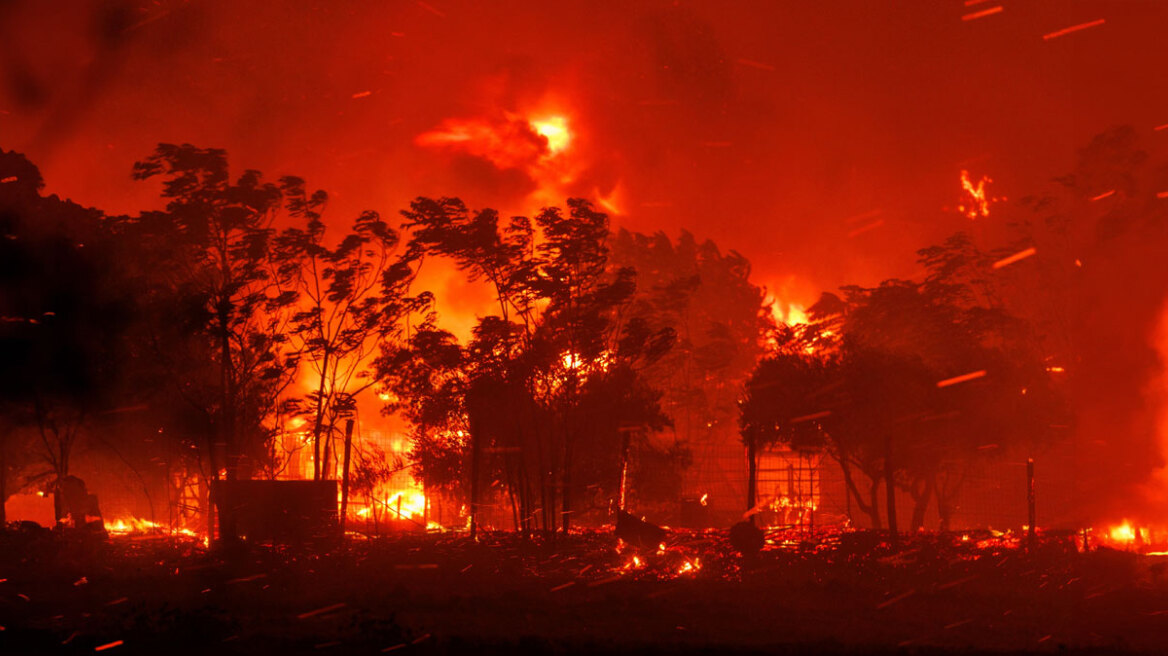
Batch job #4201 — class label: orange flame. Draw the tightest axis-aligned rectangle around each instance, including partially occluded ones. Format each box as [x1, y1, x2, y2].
[958, 170, 993, 219]
[416, 108, 598, 214]
[1108, 521, 1136, 544]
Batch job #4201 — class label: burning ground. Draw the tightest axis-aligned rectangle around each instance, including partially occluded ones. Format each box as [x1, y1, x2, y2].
[3, 528, 1168, 655]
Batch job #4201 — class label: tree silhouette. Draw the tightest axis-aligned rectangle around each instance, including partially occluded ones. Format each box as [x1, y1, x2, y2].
[272, 177, 424, 481]
[132, 144, 299, 483]
[610, 229, 768, 508]
[386, 197, 674, 534]
[0, 149, 141, 523]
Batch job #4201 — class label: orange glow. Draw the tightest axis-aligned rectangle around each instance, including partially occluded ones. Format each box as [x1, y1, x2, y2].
[415, 108, 595, 215]
[621, 555, 644, 571]
[1108, 521, 1136, 544]
[104, 516, 199, 538]
[530, 116, 571, 154]
[771, 302, 809, 327]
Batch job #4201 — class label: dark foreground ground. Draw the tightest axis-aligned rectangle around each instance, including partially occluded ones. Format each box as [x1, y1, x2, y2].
[1, 525, 1166, 655]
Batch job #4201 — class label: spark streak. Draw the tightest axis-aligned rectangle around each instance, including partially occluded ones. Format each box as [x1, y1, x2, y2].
[791, 410, 831, 424]
[992, 247, 1037, 269]
[847, 219, 885, 238]
[937, 370, 987, 388]
[1090, 190, 1115, 201]
[962, 6, 1003, 21]
[736, 58, 776, 71]
[1042, 19, 1105, 41]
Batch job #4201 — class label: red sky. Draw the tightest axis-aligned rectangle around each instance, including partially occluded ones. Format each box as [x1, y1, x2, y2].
[3, 0, 1168, 308]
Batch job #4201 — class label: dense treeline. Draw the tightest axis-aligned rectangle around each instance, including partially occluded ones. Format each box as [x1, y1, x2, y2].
[3, 126, 1164, 537]
[0, 144, 765, 536]
[740, 126, 1168, 533]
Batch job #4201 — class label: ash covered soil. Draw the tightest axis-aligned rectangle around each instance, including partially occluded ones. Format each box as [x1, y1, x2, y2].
[2, 527, 1166, 655]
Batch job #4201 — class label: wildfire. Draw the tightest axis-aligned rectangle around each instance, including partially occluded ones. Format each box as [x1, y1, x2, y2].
[772, 302, 809, 327]
[1108, 521, 1137, 544]
[530, 116, 571, 154]
[558, 350, 612, 378]
[1094, 521, 1168, 553]
[104, 516, 199, 538]
[416, 108, 599, 214]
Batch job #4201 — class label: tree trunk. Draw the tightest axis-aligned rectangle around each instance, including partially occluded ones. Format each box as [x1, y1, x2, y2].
[561, 436, 572, 534]
[938, 499, 953, 533]
[310, 349, 330, 481]
[618, 427, 632, 510]
[561, 383, 579, 535]
[339, 419, 354, 535]
[883, 434, 899, 549]
[867, 478, 882, 529]
[217, 301, 236, 481]
[837, 452, 881, 528]
[0, 434, 6, 525]
[506, 462, 520, 532]
[468, 415, 481, 539]
[909, 477, 934, 532]
[1027, 457, 1036, 549]
[746, 439, 758, 524]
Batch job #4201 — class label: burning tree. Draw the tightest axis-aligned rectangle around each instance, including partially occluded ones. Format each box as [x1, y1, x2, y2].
[379, 197, 674, 534]
[271, 177, 424, 482]
[741, 258, 1066, 539]
[131, 144, 301, 483]
[609, 229, 769, 511]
